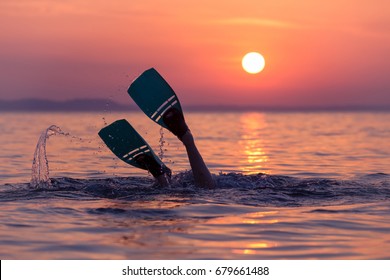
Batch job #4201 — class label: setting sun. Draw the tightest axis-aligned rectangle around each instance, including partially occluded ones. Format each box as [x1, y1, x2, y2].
[242, 52, 265, 74]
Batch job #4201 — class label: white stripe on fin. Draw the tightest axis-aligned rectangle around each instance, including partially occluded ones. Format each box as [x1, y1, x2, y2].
[151, 96, 177, 120]
[131, 150, 151, 160]
[155, 100, 178, 122]
[122, 145, 148, 159]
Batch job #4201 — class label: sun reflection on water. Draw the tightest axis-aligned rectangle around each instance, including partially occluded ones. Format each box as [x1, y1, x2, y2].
[239, 113, 270, 174]
[201, 210, 279, 256]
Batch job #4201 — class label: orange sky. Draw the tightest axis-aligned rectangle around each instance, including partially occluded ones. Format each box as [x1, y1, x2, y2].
[1, 0, 389, 108]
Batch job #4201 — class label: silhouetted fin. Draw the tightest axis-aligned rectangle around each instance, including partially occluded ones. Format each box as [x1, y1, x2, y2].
[127, 68, 184, 131]
[98, 119, 170, 178]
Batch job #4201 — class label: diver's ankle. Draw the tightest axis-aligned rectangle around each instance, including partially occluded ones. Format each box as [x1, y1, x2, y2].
[156, 173, 171, 188]
[181, 130, 194, 145]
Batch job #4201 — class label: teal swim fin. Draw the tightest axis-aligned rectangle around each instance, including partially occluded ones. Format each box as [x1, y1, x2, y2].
[98, 119, 170, 178]
[127, 68, 183, 130]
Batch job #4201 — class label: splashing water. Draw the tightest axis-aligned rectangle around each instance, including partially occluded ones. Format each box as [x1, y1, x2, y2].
[31, 125, 69, 187]
[158, 127, 165, 160]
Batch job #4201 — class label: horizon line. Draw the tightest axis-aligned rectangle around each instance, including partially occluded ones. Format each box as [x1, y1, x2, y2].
[0, 98, 389, 112]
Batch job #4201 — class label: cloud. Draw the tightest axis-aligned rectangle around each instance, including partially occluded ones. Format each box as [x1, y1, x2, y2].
[213, 17, 303, 29]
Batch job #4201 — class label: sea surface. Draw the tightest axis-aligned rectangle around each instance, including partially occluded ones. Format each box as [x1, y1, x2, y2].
[0, 111, 390, 259]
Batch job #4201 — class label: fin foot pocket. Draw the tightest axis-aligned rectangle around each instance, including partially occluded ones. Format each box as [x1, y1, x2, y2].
[162, 107, 189, 140]
[134, 154, 171, 178]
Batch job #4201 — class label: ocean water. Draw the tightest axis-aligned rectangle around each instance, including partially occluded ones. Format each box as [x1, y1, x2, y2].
[0, 111, 389, 259]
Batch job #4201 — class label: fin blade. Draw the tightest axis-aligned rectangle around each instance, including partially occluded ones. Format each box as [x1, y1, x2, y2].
[128, 68, 183, 128]
[98, 119, 164, 171]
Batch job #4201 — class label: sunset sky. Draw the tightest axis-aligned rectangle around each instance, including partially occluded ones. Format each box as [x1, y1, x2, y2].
[1, 0, 389, 108]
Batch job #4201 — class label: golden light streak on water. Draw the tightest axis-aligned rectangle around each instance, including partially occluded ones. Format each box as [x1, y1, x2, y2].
[239, 113, 270, 174]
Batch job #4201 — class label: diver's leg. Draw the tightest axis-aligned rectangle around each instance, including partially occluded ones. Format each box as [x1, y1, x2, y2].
[163, 108, 215, 188]
[181, 131, 215, 188]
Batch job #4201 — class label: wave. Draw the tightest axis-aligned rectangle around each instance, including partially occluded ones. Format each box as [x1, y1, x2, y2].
[4, 124, 380, 208]
[1, 172, 389, 207]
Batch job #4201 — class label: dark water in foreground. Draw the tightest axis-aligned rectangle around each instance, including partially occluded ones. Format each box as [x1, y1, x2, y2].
[1, 173, 389, 259]
[0, 112, 390, 259]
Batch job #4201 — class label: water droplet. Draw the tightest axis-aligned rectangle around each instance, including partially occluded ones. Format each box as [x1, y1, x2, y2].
[158, 127, 165, 160]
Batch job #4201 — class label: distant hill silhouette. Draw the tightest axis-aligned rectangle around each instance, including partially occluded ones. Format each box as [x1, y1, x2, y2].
[0, 98, 389, 112]
[0, 99, 133, 111]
